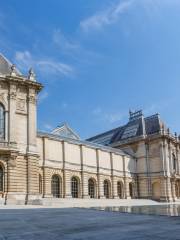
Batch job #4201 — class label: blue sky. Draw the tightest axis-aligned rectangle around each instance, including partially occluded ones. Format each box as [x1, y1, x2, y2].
[0, 0, 180, 138]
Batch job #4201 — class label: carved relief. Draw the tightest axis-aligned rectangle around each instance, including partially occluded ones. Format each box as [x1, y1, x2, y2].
[16, 98, 26, 112]
[27, 95, 36, 105]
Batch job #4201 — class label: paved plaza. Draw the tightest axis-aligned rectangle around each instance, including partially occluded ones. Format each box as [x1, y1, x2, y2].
[0, 207, 180, 240]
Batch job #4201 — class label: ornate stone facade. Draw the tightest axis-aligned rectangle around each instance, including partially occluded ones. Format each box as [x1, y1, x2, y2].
[0, 53, 179, 204]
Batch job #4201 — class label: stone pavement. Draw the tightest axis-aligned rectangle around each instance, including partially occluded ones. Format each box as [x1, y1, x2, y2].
[0, 207, 180, 239]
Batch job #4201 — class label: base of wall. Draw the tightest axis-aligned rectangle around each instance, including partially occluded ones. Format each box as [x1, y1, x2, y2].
[4, 193, 42, 205]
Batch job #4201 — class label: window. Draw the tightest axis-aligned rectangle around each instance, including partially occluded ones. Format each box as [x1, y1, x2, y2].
[104, 180, 110, 199]
[172, 154, 176, 171]
[117, 181, 123, 198]
[129, 182, 133, 198]
[0, 165, 3, 192]
[71, 177, 79, 198]
[39, 174, 42, 194]
[0, 104, 5, 140]
[51, 175, 61, 198]
[88, 178, 96, 198]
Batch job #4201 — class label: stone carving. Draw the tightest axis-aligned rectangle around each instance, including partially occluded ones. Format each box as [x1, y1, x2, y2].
[16, 98, 26, 112]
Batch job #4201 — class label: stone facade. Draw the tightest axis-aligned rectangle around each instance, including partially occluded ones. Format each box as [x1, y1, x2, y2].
[0, 54, 179, 204]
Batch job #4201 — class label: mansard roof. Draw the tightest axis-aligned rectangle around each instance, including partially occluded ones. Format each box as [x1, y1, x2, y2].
[87, 111, 166, 146]
[0, 53, 22, 76]
[51, 123, 80, 140]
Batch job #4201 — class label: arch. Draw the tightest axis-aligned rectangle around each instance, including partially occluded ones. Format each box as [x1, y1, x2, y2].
[0, 165, 4, 192]
[51, 175, 61, 198]
[71, 176, 80, 198]
[39, 174, 42, 194]
[0, 103, 5, 140]
[117, 181, 123, 199]
[129, 182, 133, 198]
[104, 180, 111, 199]
[152, 182, 160, 200]
[88, 178, 96, 198]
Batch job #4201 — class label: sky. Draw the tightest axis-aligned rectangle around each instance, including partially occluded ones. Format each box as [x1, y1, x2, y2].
[0, 0, 180, 139]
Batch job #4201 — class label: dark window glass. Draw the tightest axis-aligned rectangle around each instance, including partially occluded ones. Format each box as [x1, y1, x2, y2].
[104, 180, 110, 199]
[51, 175, 60, 198]
[88, 179, 95, 198]
[71, 177, 79, 198]
[117, 181, 123, 198]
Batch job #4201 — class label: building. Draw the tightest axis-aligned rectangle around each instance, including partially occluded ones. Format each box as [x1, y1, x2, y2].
[0, 53, 179, 205]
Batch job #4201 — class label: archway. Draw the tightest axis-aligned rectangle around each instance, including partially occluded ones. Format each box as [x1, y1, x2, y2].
[117, 181, 123, 199]
[71, 176, 80, 198]
[51, 175, 61, 198]
[88, 178, 96, 198]
[104, 180, 111, 199]
[152, 182, 160, 200]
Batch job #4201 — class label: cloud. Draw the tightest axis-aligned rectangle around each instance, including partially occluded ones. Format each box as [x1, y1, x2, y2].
[38, 91, 49, 103]
[92, 107, 126, 124]
[14, 50, 74, 77]
[53, 29, 79, 51]
[43, 123, 53, 131]
[80, 0, 134, 32]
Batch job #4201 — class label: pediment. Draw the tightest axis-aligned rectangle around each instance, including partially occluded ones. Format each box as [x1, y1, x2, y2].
[51, 123, 80, 140]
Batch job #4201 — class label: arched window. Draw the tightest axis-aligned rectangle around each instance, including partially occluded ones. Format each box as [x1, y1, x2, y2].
[39, 174, 42, 194]
[88, 178, 96, 198]
[172, 154, 176, 171]
[117, 181, 123, 199]
[51, 175, 61, 198]
[104, 180, 111, 199]
[0, 165, 3, 192]
[71, 177, 79, 198]
[0, 104, 5, 140]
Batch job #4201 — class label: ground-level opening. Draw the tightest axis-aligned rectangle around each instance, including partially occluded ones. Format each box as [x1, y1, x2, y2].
[117, 181, 123, 199]
[175, 180, 180, 199]
[104, 180, 111, 199]
[88, 178, 96, 198]
[51, 175, 61, 198]
[152, 181, 160, 200]
[71, 176, 80, 198]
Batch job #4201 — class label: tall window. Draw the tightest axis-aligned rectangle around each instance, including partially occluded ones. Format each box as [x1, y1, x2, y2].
[172, 154, 176, 171]
[0, 165, 3, 192]
[0, 104, 5, 140]
[71, 177, 79, 198]
[117, 181, 123, 198]
[51, 175, 61, 198]
[129, 182, 133, 198]
[39, 174, 42, 194]
[104, 180, 110, 199]
[88, 178, 96, 198]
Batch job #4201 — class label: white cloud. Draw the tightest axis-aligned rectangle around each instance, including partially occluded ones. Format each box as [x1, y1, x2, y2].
[80, 0, 134, 32]
[14, 50, 73, 77]
[92, 107, 126, 124]
[53, 29, 79, 51]
[43, 123, 53, 131]
[38, 91, 49, 103]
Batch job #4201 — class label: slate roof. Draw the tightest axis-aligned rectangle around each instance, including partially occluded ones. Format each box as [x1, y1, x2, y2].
[87, 112, 165, 146]
[0, 53, 21, 76]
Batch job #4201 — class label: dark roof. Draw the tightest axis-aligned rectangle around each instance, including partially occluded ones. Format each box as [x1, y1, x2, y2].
[0, 53, 21, 76]
[87, 113, 164, 145]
